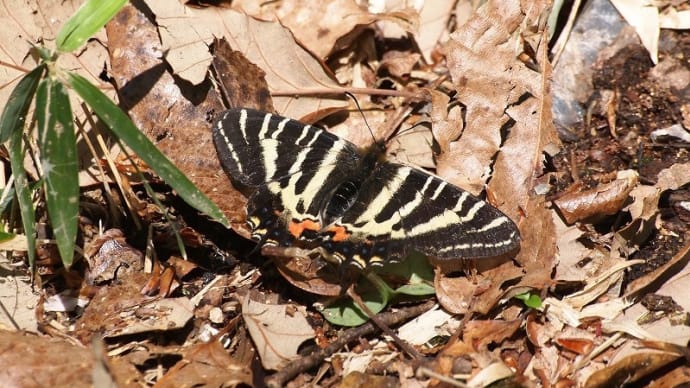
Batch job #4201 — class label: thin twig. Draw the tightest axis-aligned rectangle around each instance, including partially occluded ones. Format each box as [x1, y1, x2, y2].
[347, 284, 424, 360]
[265, 300, 435, 388]
[270, 86, 424, 100]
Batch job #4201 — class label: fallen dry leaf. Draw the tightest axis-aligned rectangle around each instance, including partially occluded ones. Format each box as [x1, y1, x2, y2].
[274, 0, 377, 59]
[156, 339, 253, 388]
[416, 0, 456, 62]
[462, 319, 523, 349]
[554, 170, 639, 224]
[85, 229, 143, 285]
[585, 351, 680, 387]
[241, 296, 315, 370]
[105, 3, 244, 231]
[147, 3, 348, 120]
[0, 330, 93, 387]
[609, 0, 660, 63]
[620, 162, 690, 244]
[212, 37, 275, 113]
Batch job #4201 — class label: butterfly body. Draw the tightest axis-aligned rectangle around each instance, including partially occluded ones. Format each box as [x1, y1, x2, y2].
[213, 108, 520, 269]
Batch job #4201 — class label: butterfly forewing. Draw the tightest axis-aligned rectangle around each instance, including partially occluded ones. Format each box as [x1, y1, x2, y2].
[213, 108, 520, 269]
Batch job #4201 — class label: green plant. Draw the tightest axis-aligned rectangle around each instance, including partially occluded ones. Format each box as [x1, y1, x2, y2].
[0, 0, 227, 269]
[320, 252, 436, 326]
[515, 291, 542, 309]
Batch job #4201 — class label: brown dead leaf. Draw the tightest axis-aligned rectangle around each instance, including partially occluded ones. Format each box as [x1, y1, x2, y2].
[0, 330, 93, 387]
[586, 351, 680, 387]
[146, 3, 347, 120]
[462, 319, 522, 349]
[167, 255, 198, 279]
[379, 51, 421, 79]
[624, 241, 690, 301]
[212, 37, 275, 113]
[555, 337, 595, 355]
[433, 259, 524, 315]
[441, 0, 556, 195]
[85, 229, 143, 285]
[241, 296, 315, 370]
[105, 4, 247, 233]
[620, 162, 690, 244]
[274, 0, 377, 59]
[554, 171, 638, 224]
[431, 0, 558, 313]
[416, 0, 456, 62]
[156, 339, 253, 388]
[75, 272, 193, 343]
[271, 253, 345, 297]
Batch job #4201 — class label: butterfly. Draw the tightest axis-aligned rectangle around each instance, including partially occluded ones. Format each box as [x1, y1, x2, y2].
[213, 108, 520, 269]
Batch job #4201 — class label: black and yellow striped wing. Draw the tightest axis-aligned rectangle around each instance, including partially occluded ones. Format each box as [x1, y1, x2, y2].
[213, 108, 520, 269]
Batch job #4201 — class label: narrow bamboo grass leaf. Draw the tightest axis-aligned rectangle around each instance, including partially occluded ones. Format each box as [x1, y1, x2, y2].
[0, 65, 45, 143]
[56, 0, 127, 52]
[2, 65, 45, 271]
[66, 72, 229, 226]
[8, 125, 37, 270]
[36, 78, 79, 268]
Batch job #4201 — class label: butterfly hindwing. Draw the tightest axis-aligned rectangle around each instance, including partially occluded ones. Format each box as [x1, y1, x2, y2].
[321, 163, 520, 268]
[213, 108, 520, 269]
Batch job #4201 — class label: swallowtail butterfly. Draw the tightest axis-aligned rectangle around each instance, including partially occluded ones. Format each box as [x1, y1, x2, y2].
[213, 108, 520, 269]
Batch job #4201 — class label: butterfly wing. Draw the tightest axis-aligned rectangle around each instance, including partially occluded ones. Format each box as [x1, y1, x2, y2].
[213, 108, 362, 246]
[214, 108, 520, 269]
[322, 163, 520, 268]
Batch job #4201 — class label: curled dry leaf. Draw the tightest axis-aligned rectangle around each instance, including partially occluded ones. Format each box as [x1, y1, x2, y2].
[273, 0, 378, 59]
[85, 229, 143, 285]
[379, 51, 421, 79]
[212, 37, 275, 113]
[148, 2, 347, 119]
[416, 0, 456, 62]
[156, 340, 253, 388]
[462, 319, 523, 350]
[585, 352, 680, 387]
[441, 0, 557, 196]
[431, 0, 558, 314]
[624, 241, 690, 300]
[554, 170, 639, 224]
[241, 296, 315, 370]
[106, 4, 244, 229]
[619, 162, 690, 244]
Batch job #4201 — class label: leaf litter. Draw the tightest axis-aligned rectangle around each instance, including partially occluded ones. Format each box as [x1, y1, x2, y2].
[2, 0, 690, 386]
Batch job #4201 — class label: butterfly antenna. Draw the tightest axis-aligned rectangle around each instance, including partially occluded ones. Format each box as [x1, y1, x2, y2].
[344, 92, 384, 152]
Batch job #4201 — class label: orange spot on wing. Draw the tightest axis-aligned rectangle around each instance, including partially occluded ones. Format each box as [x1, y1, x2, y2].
[327, 225, 351, 242]
[288, 219, 321, 238]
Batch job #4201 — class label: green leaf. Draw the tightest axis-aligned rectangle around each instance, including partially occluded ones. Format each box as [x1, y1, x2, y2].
[3, 66, 46, 271]
[36, 77, 79, 268]
[378, 252, 435, 296]
[8, 132, 37, 270]
[515, 292, 542, 309]
[0, 231, 16, 243]
[0, 65, 45, 143]
[56, 0, 127, 52]
[66, 72, 229, 226]
[320, 281, 388, 327]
